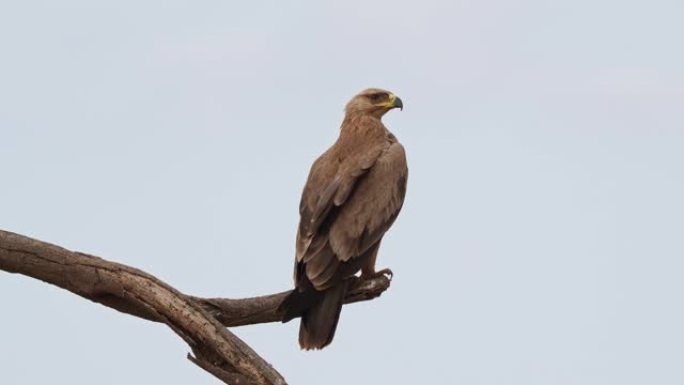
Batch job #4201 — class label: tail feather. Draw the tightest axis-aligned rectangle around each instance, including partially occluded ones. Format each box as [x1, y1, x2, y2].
[298, 282, 348, 350]
[278, 285, 323, 323]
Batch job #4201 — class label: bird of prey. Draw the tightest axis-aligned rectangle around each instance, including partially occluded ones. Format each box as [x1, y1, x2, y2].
[279, 88, 408, 349]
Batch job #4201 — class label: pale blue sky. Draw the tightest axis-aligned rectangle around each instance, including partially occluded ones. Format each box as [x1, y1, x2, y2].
[1, 1, 683, 384]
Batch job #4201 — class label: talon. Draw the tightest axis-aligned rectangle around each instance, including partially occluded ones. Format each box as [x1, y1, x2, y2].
[374, 268, 393, 281]
[360, 267, 394, 281]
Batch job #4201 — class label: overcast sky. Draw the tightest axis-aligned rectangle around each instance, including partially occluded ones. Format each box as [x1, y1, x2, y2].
[1, 1, 683, 384]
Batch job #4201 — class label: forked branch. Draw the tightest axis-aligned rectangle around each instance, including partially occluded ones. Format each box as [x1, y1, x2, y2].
[0, 230, 391, 385]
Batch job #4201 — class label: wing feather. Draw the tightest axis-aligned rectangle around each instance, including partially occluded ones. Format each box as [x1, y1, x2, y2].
[328, 142, 408, 262]
[295, 135, 407, 290]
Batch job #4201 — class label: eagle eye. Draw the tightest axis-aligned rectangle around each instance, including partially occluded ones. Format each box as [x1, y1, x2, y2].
[369, 93, 388, 104]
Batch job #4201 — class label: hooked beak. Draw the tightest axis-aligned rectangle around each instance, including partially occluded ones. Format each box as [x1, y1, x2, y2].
[387, 93, 403, 111]
[393, 96, 403, 111]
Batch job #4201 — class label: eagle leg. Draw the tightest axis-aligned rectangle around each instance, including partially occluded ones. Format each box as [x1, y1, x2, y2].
[359, 240, 393, 280]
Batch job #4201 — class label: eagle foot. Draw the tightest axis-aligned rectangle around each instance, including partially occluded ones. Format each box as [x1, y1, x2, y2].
[362, 268, 394, 281]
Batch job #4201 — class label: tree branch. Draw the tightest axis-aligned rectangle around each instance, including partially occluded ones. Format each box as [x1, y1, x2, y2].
[0, 229, 391, 384]
[191, 275, 390, 327]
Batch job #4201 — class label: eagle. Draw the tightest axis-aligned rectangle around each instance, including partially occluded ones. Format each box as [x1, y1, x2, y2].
[279, 88, 408, 349]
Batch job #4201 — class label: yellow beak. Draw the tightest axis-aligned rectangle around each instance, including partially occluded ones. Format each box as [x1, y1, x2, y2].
[384, 93, 403, 110]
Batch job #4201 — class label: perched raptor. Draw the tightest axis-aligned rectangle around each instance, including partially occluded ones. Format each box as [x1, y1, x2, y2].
[279, 88, 408, 349]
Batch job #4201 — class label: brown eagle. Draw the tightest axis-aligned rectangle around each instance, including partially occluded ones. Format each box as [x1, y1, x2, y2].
[279, 88, 408, 349]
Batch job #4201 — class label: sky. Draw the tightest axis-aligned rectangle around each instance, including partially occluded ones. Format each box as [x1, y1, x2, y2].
[1, 1, 683, 384]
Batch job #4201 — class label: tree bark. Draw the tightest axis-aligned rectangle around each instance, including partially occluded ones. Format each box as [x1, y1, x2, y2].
[0, 230, 391, 385]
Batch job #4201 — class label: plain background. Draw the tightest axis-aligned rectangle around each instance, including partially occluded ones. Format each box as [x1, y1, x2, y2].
[1, 1, 683, 384]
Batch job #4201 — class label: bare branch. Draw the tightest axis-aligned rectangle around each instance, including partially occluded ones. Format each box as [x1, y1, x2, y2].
[0, 230, 286, 385]
[191, 275, 391, 327]
[0, 229, 391, 384]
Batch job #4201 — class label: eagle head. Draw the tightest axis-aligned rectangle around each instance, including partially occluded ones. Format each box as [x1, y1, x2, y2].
[345, 88, 403, 118]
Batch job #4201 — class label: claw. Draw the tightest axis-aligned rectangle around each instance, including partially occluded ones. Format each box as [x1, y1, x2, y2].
[363, 268, 393, 281]
[378, 268, 393, 280]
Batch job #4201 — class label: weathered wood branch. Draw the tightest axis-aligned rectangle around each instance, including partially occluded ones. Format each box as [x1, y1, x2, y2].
[191, 275, 390, 327]
[0, 230, 391, 384]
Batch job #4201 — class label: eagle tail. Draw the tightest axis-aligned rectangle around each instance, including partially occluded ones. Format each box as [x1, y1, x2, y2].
[278, 284, 323, 323]
[298, 282, 348, 350]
